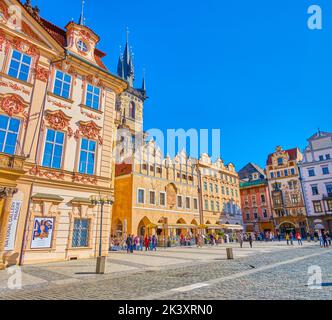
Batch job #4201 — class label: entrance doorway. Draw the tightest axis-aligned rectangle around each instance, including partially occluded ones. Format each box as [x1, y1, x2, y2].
[279, 222, 296, 236]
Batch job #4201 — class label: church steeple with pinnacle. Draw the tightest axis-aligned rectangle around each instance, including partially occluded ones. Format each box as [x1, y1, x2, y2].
[117, 29, 135, 87]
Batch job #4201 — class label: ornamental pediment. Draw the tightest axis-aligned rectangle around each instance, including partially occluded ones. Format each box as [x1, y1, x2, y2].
[44, 109, 72, 131]
[65, 22, 99, 64]
[0, 93, 28, 116]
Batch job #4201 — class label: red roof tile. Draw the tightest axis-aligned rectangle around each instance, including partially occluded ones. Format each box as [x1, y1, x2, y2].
[115, 163, 133, 177]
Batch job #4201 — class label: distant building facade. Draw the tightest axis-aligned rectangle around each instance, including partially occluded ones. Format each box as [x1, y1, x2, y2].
[112, 143, 201, 239]
[239, 163, 273, 233]
[197, 154, 243, 232]
[299, 131, 332, 233]
[266, 146, 308, 236]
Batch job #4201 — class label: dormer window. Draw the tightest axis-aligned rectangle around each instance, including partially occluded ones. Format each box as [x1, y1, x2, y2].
[77, 40, 88, 53]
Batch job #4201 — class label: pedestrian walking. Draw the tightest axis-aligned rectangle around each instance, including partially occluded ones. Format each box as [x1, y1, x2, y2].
[139, 235, 144, 251]
[144, 235, 149, 251]
[290, 232, 294, 246]
[322, 231, 329, 248]
[296, 232, 303, 246]
[238, 233, 244, 248]
[248, 234, 253, 248]
[152, 235, 157, 251]
[149, 236, 153, 251]
[285, 233, 290, 245]
[126, 235, 132, 253]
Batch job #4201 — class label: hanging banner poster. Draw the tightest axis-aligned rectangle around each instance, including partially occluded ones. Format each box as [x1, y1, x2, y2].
[31, 218, 54, 249]
[4, 201, 22, 251]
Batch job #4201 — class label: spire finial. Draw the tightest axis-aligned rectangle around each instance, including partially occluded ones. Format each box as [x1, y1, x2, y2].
[142, 68, 146, 92]
[126, 27, 130, 44]
[79, 0, 85, 26]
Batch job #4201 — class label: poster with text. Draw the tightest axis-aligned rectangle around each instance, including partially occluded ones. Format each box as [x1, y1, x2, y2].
[4, 201, 22, 251]
[31, 218, 54, 249]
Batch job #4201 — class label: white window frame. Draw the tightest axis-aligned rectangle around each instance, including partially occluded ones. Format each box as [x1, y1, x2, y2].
[53, 69, 72, 99]
[137, 188, 145, 205]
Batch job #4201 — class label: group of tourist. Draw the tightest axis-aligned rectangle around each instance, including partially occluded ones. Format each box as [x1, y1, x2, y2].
[109, 229, 332, 252]
[110, 235, 158, 253]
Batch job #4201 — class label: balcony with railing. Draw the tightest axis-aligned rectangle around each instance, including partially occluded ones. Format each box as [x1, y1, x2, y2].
[0, 153, 25, 172]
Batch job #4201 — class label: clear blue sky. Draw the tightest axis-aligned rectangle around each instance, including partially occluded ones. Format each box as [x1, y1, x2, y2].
[34, 0, 332, 170]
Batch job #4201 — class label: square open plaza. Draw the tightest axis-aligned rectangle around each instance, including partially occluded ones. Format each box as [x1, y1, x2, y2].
[0, 0, 331, 302]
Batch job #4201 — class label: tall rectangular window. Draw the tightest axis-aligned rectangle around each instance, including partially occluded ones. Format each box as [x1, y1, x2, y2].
[327, 200, 332, 211]
[261, 194, 266, 203]
[186, 197, 191, 209]
[159, 192, 166, 206]
[149, 191, 156, 205]
[137, 189, 145, 204]
[308, 168, 315, 177]
[53, 70, 72, 99]
[177, 195, 183, 208]
[211, 201, 215, 212]
[311, 186, 319, 196]
[203, 182, 207, 191]
[204, 200, 209, 211]
[0, 115, 20, 155]
[42, 129, 64, 169]
[326, 184, 332, 195]
[72, 219, 89, 248]
[216, 201, 220, 212]
[79, 138, 96, 175]
[322, 167, 330, 175]
[86, 84, 100, 110]
[313, 201, 323, 213]
[193, 198, 198, 210]
[8, 50, 31, 82]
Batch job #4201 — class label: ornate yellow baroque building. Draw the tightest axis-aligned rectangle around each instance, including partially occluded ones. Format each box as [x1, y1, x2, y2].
[0, 0, 129, 267]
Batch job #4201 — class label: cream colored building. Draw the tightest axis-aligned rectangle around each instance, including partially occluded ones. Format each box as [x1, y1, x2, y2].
[197, 154, 243, 232]
[0, 0, 127, 267]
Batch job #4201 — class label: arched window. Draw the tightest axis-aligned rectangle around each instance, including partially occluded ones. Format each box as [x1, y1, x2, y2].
[129, 101, 136, 119]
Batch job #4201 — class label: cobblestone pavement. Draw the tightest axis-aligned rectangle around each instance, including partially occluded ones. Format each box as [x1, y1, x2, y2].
[0, 242, 331, 300]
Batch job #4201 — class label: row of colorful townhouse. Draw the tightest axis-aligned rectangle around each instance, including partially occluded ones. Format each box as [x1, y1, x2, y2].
[238, 132, 332, 237]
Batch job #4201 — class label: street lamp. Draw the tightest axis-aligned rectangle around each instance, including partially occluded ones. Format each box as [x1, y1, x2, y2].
[90, 195, 113, 274]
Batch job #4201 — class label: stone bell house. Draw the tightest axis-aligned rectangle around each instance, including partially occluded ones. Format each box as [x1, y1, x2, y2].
[0, 0, 128, 268]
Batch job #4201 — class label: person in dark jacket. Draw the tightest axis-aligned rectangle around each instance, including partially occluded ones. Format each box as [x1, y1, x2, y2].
[248, 234, 253, 248]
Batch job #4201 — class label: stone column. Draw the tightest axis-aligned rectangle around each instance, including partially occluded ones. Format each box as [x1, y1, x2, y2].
[0, 188, 18, 270]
